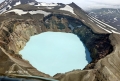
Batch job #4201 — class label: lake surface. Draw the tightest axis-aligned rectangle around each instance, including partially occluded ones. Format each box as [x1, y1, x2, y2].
[20, 32, 92, 76]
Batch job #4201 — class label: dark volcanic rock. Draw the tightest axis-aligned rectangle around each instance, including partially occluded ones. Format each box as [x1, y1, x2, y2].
[73, 25, 113, 69]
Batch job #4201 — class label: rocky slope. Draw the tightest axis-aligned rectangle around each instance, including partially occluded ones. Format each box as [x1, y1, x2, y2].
[0, 0, 120, 81]
[88, 8, 120, 30]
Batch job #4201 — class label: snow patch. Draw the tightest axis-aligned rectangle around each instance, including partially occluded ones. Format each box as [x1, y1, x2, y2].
[29, 10, 51, 17]
[14, 1, 21, 6]
[29, 2, 35, 5]
[7, 5, 12, 10]
[35, 2, 58, 6]
[6, 9, 27, 15]
[6, 9, 51, 16]
[46, 7, 54, 9]
[59, 5, 76, 15]
[114, 17, 118, 21]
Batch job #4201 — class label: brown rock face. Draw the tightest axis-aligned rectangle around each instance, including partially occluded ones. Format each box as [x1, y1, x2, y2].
[0, 18, 51, 78]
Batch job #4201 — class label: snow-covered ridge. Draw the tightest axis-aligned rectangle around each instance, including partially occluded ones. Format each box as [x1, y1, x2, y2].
[86, 14, 117, 30]
[87, 14, 120, 34]
[59, 5, 76, 15]
[88, 8, 120, 29]
[5, 9, 51, 16]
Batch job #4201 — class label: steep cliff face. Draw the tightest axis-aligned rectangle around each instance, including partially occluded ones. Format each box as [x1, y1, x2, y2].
[0, 17, 51, 77]
[0, 1, 120, 81]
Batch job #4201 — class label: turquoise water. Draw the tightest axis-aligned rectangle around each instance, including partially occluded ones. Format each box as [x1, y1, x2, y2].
[20, 32, 92, 76]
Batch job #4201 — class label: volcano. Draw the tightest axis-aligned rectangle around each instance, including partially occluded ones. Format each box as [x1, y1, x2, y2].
[0, 0, 120, 81]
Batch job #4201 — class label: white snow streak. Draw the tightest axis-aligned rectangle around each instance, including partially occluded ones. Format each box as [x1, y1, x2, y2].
[97, 24, 112, 33]
[111, 30, 120, 34]
[88, 15, 117, 30]
[35, 2, 58, 6]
